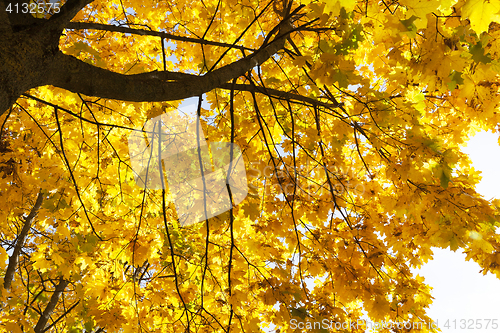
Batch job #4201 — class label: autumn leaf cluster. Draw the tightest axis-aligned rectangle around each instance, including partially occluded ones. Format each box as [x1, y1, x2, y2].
[1, 0, 500, 332]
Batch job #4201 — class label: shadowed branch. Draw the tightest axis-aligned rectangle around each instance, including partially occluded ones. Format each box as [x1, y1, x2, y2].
[3, 190, 44, 290]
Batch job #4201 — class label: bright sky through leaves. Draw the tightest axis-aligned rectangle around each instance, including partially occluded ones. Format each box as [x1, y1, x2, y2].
[415, 130, 500, 332]
[2, 0, 500, 331]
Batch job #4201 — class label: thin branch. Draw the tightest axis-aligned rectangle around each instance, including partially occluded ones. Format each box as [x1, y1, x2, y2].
[65, 21, 255, 51]
[42, 300, 80, 332]
[208, 0, 275, 72]
[226, 78, 236, 331]
[54, 107, 102, 241]
[21, 93, 140, 132]
[4, 190, 44, 290]
[218, 83, 342, 109]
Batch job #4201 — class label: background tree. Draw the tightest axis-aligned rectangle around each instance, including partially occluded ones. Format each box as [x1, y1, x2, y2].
[1, 0, 500, 332]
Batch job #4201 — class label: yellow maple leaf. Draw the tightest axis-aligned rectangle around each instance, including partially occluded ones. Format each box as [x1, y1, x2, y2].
[462, 0, 500, 35]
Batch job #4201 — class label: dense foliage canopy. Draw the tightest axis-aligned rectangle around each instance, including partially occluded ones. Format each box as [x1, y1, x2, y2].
[1, 0, 500, 332]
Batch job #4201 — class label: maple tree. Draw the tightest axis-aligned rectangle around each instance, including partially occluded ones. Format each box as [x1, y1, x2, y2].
[1, 0, 500, 331]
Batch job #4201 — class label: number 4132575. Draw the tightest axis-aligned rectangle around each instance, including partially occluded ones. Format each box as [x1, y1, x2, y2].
[5, 2, 61, 14]
[443, 319, 499, 330]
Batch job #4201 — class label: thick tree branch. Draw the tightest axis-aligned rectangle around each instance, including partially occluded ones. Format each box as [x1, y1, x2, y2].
[65, 22, 255, 51]
[46, 20, 292, 102]
[1, 0, 50, 33]
[3, 190, 44, 290]
[0, 1, 12, 34]
[34, 278, 69, 333]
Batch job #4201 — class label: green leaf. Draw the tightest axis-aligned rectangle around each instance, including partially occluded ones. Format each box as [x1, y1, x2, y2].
[439, 165, 451, 189]
[421, 136, 442, 153]
[449, 234, 459, 251]
[400, 15, 419, 38]
[331, 69, 349, 88]
[448, 70, 464, 90]
[291, 307, 308, 320]
[80, 234, 98, 253]
[318, 39, 334, 53]
[334, 23, 364, 55]
[84, 320, 94, 332]
[265, 77, 282, 85]
[37, 292, 48, 303]
[469, 41, 491, 64]
[42, 191, 70, 212]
